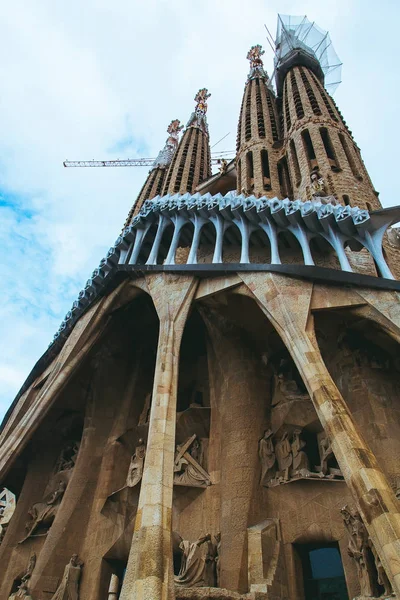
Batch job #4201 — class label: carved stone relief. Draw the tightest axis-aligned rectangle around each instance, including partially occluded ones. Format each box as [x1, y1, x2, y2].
[19, 480, 66, 543]
[8, 554, 36, 599]
[54, 441, 80, 473]
[341, 505, 392, 598]
[174, 435, 211, 488]
[259, 429, 343, 487]
[174, 533, 218, 588]
[50, 554, 83, 600]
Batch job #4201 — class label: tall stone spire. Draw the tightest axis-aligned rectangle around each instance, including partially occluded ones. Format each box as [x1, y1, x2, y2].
[162, 89, 212, 195]
[236, 45, 282, 198]
[124, 119, 183, 226]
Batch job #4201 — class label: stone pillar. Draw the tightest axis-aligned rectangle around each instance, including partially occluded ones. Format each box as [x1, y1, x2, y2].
[120, 274, 197, 600]
[200, 306, 268, 593]
[239, 272, 400, 596]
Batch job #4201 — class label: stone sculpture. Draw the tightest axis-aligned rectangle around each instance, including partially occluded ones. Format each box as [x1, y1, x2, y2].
[51, 554, 83, 600]
[275, 432, 292, 482]
[174, 534, 216, 588]
[55, 441, 80, 472]
[341, 506, 375, 597]
[271, 359, 309, 406]
[258, 429, 276, 485]
[310, 170, 328, 198]
[214, 532, 221, 587]
[8, 554, 36, 599]
[174, 435, 211, 488]
[318, 434, 343, 478]
[19, 481, 66, 543]
[290, 429, 310, 477]
[126, 439, 146, 488]
[218, 159, 228, 175]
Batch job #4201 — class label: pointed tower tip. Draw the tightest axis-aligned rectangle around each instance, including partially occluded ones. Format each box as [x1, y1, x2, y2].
[246, 44, 269, 81]
[186, 88, 211, 135]
[152, 119, 183, 168]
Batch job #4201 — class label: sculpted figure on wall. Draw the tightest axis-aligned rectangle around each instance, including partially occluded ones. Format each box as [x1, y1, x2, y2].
[51, 554, 83, 600]
[341, 506, 376, 597]
[8, 554, 36, 599]
[310, 170, 328, 198]
[175, 534, 217, 587]
[275, 432, 292, 482]
[55, 441, 80, 473]
[290, 429, 310, 477]
[19, 480, 66, 543]
[174, 435, 211, 488]
[259, 430, 276, 485]
[259, 429, 343, 487]
[271, 359, 309, 406]
[126, 439, 146, 488]
[214, 532, 221, 587]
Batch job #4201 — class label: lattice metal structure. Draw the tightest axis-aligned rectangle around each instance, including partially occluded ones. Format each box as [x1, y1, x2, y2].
[274, 14, 342, 95]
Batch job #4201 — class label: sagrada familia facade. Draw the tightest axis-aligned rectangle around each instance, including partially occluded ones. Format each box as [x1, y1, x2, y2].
[1, 14, 400, 600]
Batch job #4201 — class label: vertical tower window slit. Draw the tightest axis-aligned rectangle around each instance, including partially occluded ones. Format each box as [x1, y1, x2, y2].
[290, 70, 304, 120]
[245, 86, 252, 142]
[278, 156, 293, 199]
[283, 79, 291, 132]
[339, 133, 361, 180]
[301, 130, 317, 171]
[246, 151, 254, 191]
[299, 67, 321, 115]
[174, 129, 192, 192]
[290, 140, 301, 185]
[343, 195, 350, 206]
[265, 92, 279, 142]
[320, 128, 340, 171]
[261, 150, 271, 190]
[186, 129, 199, 192]
[255, 79, 266, 138]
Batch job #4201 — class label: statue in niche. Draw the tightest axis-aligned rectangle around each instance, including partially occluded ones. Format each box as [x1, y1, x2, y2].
[55, 441, 80, 473]
[275, 432, 292, 483]
[258, 429, 276, 485]
[174, 435, 211, 488]
[214, 532, 221, 587]
[290, 429, 310, 477]
[19, 480, 66, 543]
[8, 554, 36, 599]
[174, 533, 217, 588]
[51, 554, 83, 600]
[310, 170, 328, 198]
[125, 439, 146, 488]
[341, 506, 376, 597]
[318, 434, 343, 478]
[271, 359, 309, 406]
[395, 476, 400, 501]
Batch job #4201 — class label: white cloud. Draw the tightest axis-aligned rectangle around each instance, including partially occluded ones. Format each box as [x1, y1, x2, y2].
[1, 0, 399, 421]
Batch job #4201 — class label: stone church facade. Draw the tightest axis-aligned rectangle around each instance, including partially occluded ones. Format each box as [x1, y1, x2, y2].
[1, 15, 400, 600]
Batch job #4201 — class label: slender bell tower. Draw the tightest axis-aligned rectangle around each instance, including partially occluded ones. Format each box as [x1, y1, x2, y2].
[275, 15, 380, 210]
[162, 89, 212, 195]
[124, 119, 184, 226]
[236, 45, 282, 198]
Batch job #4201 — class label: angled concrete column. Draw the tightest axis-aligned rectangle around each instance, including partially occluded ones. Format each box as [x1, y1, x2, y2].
[120, 274, 198, 600]
[239, 272, 400, 596]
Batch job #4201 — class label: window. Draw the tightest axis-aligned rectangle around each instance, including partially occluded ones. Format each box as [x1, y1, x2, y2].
[339, 133, 361, 180]
[320, 128, 340, 171]
[290, 70, 305, 120]
[278, 156, 293, 199]
[246, 151, 254, 190]
[343, 195, 350, 206]
[255, 79, 266, 138]
[301, 130, 317, 170]
[290, 140, 301, 185]
[261, 150, 271, 190]
[299, 67, 322, 115]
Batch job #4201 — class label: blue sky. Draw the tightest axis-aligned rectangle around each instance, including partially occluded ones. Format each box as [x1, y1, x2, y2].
[1, 0, 399, 422]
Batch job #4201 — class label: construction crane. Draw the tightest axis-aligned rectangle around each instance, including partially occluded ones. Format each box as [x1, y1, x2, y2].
[63, 151, 234, 169]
